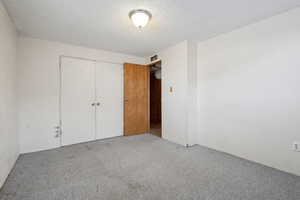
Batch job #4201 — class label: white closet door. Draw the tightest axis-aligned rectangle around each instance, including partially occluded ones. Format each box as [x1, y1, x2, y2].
[61, 58, 96, 146]
[95, 62, 123, 139]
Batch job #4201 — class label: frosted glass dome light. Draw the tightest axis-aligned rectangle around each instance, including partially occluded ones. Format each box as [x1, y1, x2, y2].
[129, 9, 152, 29]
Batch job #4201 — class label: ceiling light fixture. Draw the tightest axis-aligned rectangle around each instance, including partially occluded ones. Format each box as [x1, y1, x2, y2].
[129, 9, 152, 29]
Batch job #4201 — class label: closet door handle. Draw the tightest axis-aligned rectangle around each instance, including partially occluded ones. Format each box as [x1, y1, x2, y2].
[91, 103, 95, 106]
[96, 102, 100, 106]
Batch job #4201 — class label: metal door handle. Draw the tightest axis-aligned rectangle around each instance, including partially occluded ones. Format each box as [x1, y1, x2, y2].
[91, 103, 95, 106]
[96, 102, 100, 106]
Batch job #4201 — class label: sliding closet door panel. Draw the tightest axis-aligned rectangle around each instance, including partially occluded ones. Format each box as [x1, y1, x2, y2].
[95, 62, 123, 139]
[61, 58, 96, 146]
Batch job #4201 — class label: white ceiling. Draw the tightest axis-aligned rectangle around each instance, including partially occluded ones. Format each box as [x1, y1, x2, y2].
[2, 0, 299, 56]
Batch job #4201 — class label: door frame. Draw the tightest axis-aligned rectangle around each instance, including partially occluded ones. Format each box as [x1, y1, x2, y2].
[58, 55, 122, 147]
[123, 60, 162, 137]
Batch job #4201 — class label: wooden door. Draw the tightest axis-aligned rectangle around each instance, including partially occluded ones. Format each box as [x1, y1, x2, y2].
[61, 57, 96, 146]
[124, 63, 149, 136]
[95, 62, 123, 139]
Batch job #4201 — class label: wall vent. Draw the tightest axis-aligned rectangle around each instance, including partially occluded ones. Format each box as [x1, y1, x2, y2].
[150, 55, 158, 62]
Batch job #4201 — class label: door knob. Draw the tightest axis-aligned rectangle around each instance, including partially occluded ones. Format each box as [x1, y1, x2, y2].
[91, 103, 95, 106]
[96, 102, 100, 106]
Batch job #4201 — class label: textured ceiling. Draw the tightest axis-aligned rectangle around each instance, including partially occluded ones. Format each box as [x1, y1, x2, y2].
[2, 0, 299, 56]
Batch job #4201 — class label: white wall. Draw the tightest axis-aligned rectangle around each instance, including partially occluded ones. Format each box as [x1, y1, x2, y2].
[157, 40, 198, 146]
[17, 37, 145, 153]
[197, 8, 300, 175]
[0, 2, 18, 187]
[187, 41, 198, 146]
[157, 41, 188, 146]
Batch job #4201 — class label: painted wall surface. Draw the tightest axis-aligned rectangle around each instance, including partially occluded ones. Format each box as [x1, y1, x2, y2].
[17, 37, 145, 153]
[157, 41, 188, 146]
[187, 41, 198, 146]
[0, 2, 18, 187]
[197, 8, 300, 175]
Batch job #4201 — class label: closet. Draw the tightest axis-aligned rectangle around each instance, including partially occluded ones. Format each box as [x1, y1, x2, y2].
[60, 57, 123, 146]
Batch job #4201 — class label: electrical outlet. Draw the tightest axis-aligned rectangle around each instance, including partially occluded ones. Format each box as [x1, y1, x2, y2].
[292, 142, 300, 152]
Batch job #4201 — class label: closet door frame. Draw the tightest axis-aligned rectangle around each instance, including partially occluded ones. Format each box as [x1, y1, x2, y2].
[58, 55, 122, 147]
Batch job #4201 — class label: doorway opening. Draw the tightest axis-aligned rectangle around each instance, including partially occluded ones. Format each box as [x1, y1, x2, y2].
[149, 60, 162, 137]
[123, 60, 162, 138]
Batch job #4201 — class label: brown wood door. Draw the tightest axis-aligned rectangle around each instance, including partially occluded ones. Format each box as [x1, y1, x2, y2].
[124, 63, 149, 136]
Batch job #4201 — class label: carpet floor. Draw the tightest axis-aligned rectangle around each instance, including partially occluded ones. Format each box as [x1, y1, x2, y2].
[0, 134, 299, 200]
